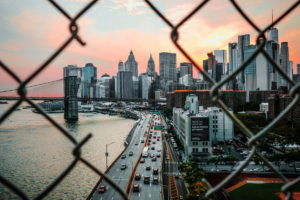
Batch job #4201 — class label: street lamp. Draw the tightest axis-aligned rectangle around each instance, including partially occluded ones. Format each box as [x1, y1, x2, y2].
[105, 142, 115, 170]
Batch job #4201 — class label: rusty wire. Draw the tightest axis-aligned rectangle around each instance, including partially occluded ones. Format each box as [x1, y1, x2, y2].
[0, 0, 300, 199]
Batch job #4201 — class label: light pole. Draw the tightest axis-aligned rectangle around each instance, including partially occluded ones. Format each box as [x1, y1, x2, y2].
[105, 142, 115, 170]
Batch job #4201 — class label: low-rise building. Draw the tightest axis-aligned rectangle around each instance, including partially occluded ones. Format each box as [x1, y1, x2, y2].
[173, 94, 234, 161]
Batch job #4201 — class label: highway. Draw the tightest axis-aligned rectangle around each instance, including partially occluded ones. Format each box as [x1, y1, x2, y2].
[91, 113, 152, 200]
[129, 114, 163, 200]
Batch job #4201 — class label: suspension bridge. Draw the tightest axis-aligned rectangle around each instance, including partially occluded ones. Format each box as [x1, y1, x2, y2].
[0, 79, 165, 103]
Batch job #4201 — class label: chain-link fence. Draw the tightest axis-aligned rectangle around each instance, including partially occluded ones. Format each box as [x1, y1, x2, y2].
[1, 0, 300, 199]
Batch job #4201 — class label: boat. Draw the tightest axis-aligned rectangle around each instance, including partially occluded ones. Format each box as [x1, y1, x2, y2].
[0, 101, 8, 104]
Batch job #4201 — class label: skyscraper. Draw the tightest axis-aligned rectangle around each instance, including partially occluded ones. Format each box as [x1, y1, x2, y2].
[297, 64, 300, 75]
[118, 61, 124, 72]
[266, 41, 280, 90]
[125, 50, 138, 77]
[81, 63, 97, 98]
[159, 52, 176, 92]
[63, 65, 81, 122]
[237, 34, 250, 89]
[159, 52, 176, 82]
[207, 52, 216, 81]
[139, 73, 153, 99]
[147, 54, 155, 76]
[244, 45, 257, 101]
[279, 42, 289, 87]
[117, 71, 133, 98]
[214, 50, 227, 74]
[179, 62, 193, 78]
[267, 27, 279, 43]
[228, 43, 238, 75]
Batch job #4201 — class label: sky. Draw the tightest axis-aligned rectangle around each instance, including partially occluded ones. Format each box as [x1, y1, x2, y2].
[0, 0, 299, 96]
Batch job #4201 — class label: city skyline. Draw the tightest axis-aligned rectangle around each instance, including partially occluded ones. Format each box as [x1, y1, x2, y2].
[1, 0, 300, 93]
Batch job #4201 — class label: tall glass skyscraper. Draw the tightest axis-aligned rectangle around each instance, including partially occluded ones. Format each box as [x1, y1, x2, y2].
[81, 63, 97, 98]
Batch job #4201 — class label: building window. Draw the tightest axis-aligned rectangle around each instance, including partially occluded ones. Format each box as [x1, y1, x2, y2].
[203, 148, 208, 153]
[192, 142, 198, 146]
[192, 148, 198, 152]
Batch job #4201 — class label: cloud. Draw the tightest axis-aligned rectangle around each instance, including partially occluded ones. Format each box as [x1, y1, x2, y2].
[106, 0, 150, 15]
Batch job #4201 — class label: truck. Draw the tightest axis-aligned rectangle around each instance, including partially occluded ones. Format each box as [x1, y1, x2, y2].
[142, 147, 149, 158]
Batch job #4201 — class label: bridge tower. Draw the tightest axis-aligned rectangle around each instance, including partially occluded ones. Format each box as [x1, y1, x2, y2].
[64, 65, 81, 122]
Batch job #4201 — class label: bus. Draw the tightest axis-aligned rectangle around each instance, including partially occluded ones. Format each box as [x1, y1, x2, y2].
[142, 147, 149, 158]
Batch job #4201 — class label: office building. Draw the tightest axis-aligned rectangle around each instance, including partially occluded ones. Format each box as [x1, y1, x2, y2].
[214, 50, 227, 74]
[266, 41, 280, 90]
[173, 94, 234, 161]
[125, 50, 138, 77]
[244, 45, 257, 101]
[267, 27, 279, 43]
[159, 52, 176, 85]
[63, 65, 81, 121]
[96, 74, 111, 98]
[81, 63, 97, 98]
[139, 73, 153, 99]
[179, 62, 193, 78]
[118, 61, 124, 72]
[132, 76, 139, 99]
[179, 74, 193, 86]
[279, 42, 289, 87]
[228, 43, 238, 89]
[147, 54, 156, 77]
[237, 34, 250, 89]
[173, 94, 212, 161]
[117, 71, 133, 98]
[297, 64, 300, 74]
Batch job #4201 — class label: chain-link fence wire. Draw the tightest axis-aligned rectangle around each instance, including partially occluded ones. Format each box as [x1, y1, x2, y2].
[143, 0, 300, 199]
[0, 0, 130, 199]
[1, 0, 300, 199]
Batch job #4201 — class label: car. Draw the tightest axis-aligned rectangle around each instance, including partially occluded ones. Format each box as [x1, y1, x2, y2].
[144, 176, 150, 184]
[153, 136, 156, 139]
[157, 138, 160, 141]
[156, 154, 161, 158]
[152, 177, 159, 184]
[148, 139, 151, 143]
[157, 149, 161, 152]
[152, 157, 157, 162]
[153, 168, 159, 175]
[140, 159, 145, 163]
[98, 185, 106, 193]
[129, 151, 133, 156]
[151, 147, 155, 150]
[141, 140, 144, 143]
[135, 173, 141, 180]
[121, 164, 127, 170]
[121, 154, 126, 159]
[133, 184, 140, 192]
[150, 153, 155, 158]
[152, 141, 156, 144]
[135, 143, 138, 145]
[146, 166, 151, 171]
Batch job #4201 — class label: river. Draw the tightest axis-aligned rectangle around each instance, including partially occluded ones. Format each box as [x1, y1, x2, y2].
[0, 101, 136, 199]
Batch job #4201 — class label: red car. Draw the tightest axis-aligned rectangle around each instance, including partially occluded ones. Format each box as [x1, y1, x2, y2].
[98, 186, 106, 193]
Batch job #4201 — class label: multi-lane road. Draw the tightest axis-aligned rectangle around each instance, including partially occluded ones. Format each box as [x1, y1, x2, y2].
[129, 115, 163, 200]
[91, 113, 151, 200]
